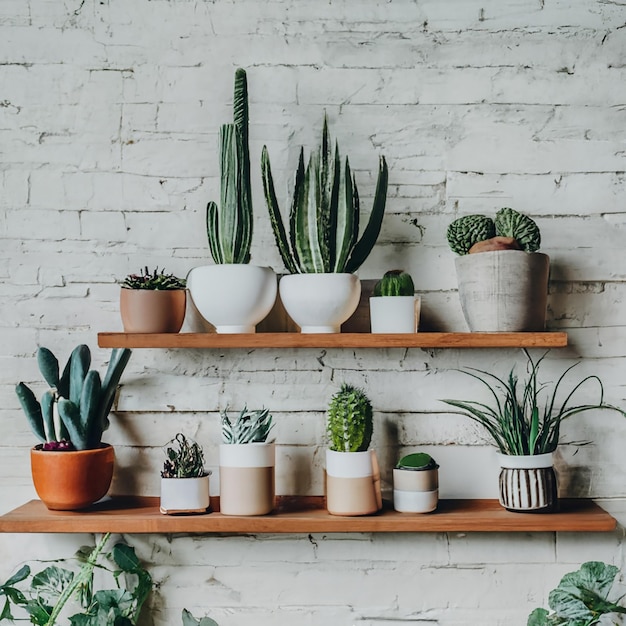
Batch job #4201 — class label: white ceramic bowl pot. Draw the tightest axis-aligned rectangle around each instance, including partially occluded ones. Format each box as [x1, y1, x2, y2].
[325, 449, 382, 516]
[454, 250, 550, 331]
[279, 273, 361, 333]
[160, 474, 211, 515]
[497, 452, 557, 512]
[369, 296, 421, 333]
[219, 442, 275, 516]
[187, 265, 277, 333]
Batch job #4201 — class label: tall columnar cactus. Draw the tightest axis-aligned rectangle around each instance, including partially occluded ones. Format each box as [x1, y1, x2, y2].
[327, 383, 373, 453]
[261, 114, 388, 274]
[206, 67, 252, 264]
[372, 269, 415, 297]
[15, 345, 132, 451]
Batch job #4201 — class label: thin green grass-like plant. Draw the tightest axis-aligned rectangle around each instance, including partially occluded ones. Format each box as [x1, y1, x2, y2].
[442, 350, 626, 455]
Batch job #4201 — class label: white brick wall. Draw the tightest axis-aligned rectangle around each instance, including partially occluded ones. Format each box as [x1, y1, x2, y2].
[2, 0, 626, 623]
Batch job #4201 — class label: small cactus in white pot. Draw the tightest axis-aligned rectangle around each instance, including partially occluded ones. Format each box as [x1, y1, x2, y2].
[369, 269, 419, 333]
[325, 384, 382, 516]
[219, 407, 276, 516]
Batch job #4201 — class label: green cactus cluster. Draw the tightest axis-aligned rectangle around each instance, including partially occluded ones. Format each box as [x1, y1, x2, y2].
[221, 406, 274, 444]
[15, 345, 132, 451]
[161, 433, 206, 478]
[372, 269, 415, 297]
[446, 208, 540, 255]
[327, 383, 373, 453]
[206, 68, 253, 264]
[261, 114, 388, 274]
[122, 266, 186, 290]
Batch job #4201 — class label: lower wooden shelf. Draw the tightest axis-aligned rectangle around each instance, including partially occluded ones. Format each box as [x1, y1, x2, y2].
[0, 496, 616, 534]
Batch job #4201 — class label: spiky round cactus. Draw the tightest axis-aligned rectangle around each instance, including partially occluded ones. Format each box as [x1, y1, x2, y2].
[494, 207, 541, 252]
[446, 215, 496, 255]
[372, 269, 415, 297]
[327, 383, 373, 452]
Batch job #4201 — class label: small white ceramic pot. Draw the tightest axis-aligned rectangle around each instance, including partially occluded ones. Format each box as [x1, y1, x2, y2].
[369, 296, 420, 333]
[393, 489, 438, 513]
[454, 250, 550, 332]
[496, 452, 557, 512]
[187, 265, 277, 333]
[392, 466, 439, 513]
[325, 449, 382, 516]
[219, 443, 275, 516]
[160, 474, 210, 515]
[279, 273, 361, 333]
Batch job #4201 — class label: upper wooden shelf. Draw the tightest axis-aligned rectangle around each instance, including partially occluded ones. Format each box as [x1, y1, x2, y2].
[0, 496, 613, 534]
[98, 332, 568, 350]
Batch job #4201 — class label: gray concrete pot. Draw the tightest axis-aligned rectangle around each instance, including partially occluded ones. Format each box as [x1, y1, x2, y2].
[454, 250, 549, 332]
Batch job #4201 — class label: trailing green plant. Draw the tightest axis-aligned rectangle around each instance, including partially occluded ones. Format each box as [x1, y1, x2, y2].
[221, 407, 274, 444]
[206, 67, 252, 264]
[15, 345, 132, 451]
[327, 383, 373, 453]
[396, 452, 438, 470]
[261, 114, 388, 274]
[441, 349, 626, 456]
[372, 269, 415, 297]
[447, 207, 540, 255]
[528, 561, 626, 625]
[161, 433, 206, 478]
[0, 533, 153, 626]
[182, 609, 219, 626]
[121, 267, 186, 290]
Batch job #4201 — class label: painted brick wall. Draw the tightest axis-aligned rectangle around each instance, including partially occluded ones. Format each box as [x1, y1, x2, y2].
[1, 1, 626, 624]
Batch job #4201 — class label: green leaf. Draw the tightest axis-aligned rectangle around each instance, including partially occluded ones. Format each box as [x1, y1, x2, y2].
[112, 544, 140, 573]
[1, 564, 30, 588]
[30, 566, 74, 605]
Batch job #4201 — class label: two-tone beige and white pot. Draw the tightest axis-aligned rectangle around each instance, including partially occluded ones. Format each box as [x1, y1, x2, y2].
[219, 442, 275, 515]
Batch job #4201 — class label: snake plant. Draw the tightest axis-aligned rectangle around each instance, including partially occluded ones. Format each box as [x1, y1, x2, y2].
[206, 68, 252, 264]
[261, 114, 388, 273]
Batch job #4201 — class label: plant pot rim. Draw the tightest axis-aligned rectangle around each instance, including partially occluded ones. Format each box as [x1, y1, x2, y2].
[455, 250, 550, 262]
[161, 472, 212, 480]
[496, 451, 554, 468]
[31, 442, 113, 453]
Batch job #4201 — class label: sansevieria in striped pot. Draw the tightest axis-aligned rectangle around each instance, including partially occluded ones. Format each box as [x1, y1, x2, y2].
[261, 114, 388, 333]
[442, 350, 626, 512]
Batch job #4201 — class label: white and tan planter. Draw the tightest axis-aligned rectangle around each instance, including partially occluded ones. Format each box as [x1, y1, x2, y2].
[219, 442, 275, 516]
[279, 273, 361, 333]
[369, 296, 421, 333]
[454, 250, 550, 332]
[497, 452, 557, 512]
[392, 465, 438, 513]
[325, 449, 382, 516]
[187, 264, 277, 333]
[160, 474, 211, 515]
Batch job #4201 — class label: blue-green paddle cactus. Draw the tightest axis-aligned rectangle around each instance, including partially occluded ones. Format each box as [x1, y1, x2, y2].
[327, 383, 373, 452]
[206, 68, 252, 264]
[15, 345, 132, 451]
[261, 114, 388, 274]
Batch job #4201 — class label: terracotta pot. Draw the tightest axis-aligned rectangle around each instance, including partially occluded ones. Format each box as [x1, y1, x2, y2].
[160, 474, 211, 515]
[497, 452, 557, 512]
[219, 443, 275, 515]
[120, 288, 186, 333]
[30, 444, 115, 511]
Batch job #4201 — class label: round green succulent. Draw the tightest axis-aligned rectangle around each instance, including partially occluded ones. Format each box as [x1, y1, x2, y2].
[327, 383, 373, 452]
[494, 207, 541, 252]
[446, 215, 496, 255]
[373, 270, 415, 297]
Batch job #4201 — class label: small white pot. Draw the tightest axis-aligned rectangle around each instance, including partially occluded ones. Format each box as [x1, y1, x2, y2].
[279, 273, 361, 333]
[160, 474, 210, 515]
[219, 443, 275, 516]
[392, 466, 439, 513]
[325, 449, 382, 516]
[393, 489, 438, 513]
[496, 452, 557, 512]
[187, 265, 277, 333]
[369, 296, 420, 333]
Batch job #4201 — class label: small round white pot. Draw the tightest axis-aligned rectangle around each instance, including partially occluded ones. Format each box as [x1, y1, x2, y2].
[369, 296, 420, 333]
[160, 474, 210, 515]
[454, 250, 550, 332]
[279, 273, 361, 333]
[187, 265, 277, 333]
[325, 449, 382, 516]
[496, 452, 557, 513]
[219, 443, 275, 516]
[392, 466, 439, 513]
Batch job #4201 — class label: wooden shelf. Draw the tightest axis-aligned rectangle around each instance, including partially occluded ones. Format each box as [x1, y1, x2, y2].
[97, 332, 568, 350]
[0, 497, 614, 534]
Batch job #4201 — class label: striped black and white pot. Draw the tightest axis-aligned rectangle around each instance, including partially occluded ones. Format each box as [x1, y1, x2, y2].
[497, 453, 557, 513]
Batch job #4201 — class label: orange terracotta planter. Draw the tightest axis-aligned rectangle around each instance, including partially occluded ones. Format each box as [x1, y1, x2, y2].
[120, 289, 186, 333]
[30, 444, 115, 510]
